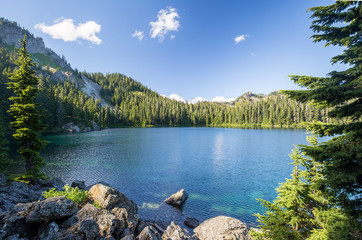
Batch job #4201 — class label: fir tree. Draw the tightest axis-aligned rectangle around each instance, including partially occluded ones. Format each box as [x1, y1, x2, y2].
[250, 135, 353, 240]
[282, 1, 361, 220]
[7, 35, 48, 181]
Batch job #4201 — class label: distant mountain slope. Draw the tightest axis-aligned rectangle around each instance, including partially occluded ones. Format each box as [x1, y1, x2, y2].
[0, 18, 335, 132]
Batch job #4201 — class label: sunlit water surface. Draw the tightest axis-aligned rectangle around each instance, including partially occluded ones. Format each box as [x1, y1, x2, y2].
[42, 127, 312, 226]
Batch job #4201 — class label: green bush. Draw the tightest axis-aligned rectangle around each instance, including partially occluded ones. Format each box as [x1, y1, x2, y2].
[43, 184, 88, 205]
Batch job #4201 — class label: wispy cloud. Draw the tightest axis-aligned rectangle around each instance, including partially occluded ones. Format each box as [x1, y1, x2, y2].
[234, 34, 248, 44]
[211, 96, 236, 102]
[150, 7, 180, 42]
[189, 97, 207, 104]
[35, 18, 101, 45]
[132, 30, 144, 41]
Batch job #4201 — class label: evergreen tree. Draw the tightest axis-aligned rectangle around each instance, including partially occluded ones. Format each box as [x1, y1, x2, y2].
[282, 1, 361, 220]
[250, 135, 353, 240]
[7, 36, 47, 181]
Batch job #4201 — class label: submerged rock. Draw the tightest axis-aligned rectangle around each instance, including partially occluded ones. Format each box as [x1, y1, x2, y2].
[193, 216, 251, 240]
[164, 189, 188, 207]
[71, 180, 86, 190]
[184, 217, 199, 229]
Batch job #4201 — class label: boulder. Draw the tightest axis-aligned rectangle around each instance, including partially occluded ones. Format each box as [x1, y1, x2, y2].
[38, 222, 59, 240]
[136, 226, 162, 240]
[0, 181, 42, 218]
[162, 222, 194, 240]
[193, 216, 251, 240]
[71, 180, 86, 190]
[1, 203, 32, 237]
[42, 177, 65, 190]
[67, 219, 100, 240]
[164, 189, 188, 207]
[121, 234, 135, 240]
[26, 196, 78, 222]
[184, 217, 199, 229]
[88, 183, 138, 216]
[77, 203, 100, 221]
[95, 209, 125, 237]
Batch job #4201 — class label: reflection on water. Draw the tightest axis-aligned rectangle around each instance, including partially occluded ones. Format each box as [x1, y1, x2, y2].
[42, 127, 311, 225]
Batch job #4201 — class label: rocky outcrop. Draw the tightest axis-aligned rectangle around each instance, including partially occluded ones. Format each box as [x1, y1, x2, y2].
[26, 196, 78, 222]
[162, 222, 195, 240]
[164, 189, 188, 207]
[193, 216, 251, 240]
[88, 183, 138, 216]
[137, 225, 162, 240]
[0, 179, 253, 240]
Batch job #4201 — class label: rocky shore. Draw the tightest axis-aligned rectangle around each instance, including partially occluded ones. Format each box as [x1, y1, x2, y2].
[0, 174, 252, 240]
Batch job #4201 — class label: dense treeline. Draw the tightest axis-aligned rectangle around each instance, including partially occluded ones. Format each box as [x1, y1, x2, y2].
[84, 72, 334, 128]
[0, 44, 335, 138]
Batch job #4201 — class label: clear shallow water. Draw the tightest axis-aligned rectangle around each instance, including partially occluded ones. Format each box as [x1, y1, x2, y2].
[42, 127, 311, 226]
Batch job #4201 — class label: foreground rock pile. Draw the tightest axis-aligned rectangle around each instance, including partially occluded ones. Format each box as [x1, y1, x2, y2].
[0, 175, 252, 240]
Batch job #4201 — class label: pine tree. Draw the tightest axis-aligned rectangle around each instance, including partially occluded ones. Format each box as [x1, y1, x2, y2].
[250, 135, 353, 240]
[282, 1, 361, 220]
[7, 35, 48, 181]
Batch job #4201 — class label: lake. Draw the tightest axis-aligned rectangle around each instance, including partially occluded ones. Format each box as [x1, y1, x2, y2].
[42, 127, 312, 226]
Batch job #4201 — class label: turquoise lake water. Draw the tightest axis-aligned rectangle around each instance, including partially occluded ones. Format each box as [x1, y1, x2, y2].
[42, 127, 312, 226]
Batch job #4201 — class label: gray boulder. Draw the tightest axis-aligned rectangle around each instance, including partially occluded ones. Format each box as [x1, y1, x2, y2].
[136, 226, 162, 240]
[1, 203, 31, 237]
[67, 219, 100, 240]
[38, 222, 59, 240]
[26, 196, 78, 222]
[77, 203, 100, 221]
[193, 216, 251, 240]
[164, 189, 188, 207]
[0, 181, 42, 218]
[88, 183, 138, 216]
[95, 209, 125, 238]
[162, 222, 194, 240]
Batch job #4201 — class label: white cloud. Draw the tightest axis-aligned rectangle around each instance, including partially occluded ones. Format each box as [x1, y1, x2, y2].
[211, 96, 236, 102]
[189, 97, 207, 104]
[234, 34, 248, 44]
[132, 30, 144, 41]
[168, 93, 186, 102]
[150, 7, 180, 42]
[35, 18, 102, 45]
[170, 34, 175, 40]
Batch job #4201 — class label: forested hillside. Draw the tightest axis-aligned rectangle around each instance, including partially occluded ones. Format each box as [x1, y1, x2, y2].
[0, 18, 335, 136]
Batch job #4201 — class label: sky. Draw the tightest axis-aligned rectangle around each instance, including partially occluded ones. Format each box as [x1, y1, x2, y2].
[0, 0, 345, 103]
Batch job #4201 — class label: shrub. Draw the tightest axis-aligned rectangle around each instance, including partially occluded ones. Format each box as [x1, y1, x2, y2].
[43, 184, 88, 205]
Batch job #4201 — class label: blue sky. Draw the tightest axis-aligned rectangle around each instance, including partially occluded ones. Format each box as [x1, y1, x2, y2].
[0, 0, 344, 102]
